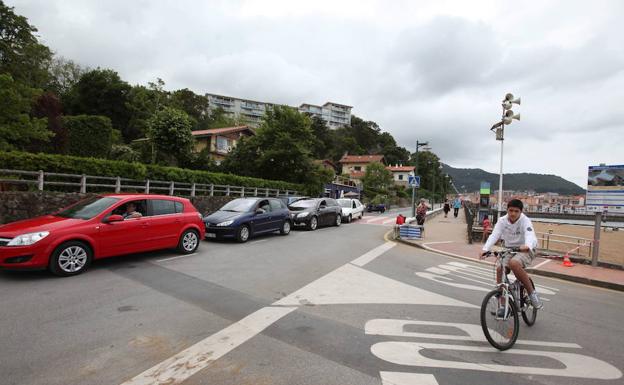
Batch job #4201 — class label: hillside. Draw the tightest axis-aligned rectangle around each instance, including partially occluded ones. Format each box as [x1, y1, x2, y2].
[442, 164, 585, 195]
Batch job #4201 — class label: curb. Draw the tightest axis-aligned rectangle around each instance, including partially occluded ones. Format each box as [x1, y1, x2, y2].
[395, 236, 624, 292]
[526, 268, 624, 292]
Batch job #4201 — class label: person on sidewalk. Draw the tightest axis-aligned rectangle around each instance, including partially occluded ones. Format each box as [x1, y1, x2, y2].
[479, 199, 543, 311]
[481, 216, 492, 243]
[443, 199, 451, 218]
[452, 196, 461, 218]
[416, 199, 429, 226]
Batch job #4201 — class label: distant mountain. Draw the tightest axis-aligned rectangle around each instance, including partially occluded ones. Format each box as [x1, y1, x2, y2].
[442, 164, 585, 195]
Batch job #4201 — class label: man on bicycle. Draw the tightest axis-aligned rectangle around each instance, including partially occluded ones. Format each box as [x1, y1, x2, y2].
[479, 199, 543, 310]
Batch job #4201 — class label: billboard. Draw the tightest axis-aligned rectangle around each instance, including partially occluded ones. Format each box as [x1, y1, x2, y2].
[586, 164, 624, 214]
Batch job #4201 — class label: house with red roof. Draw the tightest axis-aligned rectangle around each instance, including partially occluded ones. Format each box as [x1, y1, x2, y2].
[191, 126, 255, 164]
[338, 154, 386, 182]
[386, 164, 415, 187]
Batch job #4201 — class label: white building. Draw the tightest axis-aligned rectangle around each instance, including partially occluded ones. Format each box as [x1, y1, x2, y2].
[206, 93, 352, 129]
[299, 102, 352, 128]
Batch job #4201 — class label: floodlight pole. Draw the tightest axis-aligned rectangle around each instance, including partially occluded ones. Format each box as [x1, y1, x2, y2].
[498, 115, 505, 216]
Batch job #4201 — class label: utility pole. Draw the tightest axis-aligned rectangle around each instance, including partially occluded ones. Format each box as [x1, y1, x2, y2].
[491, 93, 521, 217]
[411, 140, 428, 217]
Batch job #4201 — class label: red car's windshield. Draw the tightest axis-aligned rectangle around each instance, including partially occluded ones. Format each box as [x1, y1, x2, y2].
[56, 197, 120, 220]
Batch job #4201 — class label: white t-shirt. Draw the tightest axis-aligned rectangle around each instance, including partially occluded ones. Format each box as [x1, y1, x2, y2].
[482, 213, 538, 251]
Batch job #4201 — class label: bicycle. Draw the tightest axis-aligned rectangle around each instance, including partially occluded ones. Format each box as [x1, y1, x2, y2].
[479, 247, 539, 350]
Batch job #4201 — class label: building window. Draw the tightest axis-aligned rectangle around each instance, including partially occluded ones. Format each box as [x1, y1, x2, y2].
[216, 136, 229, 152]
[354, 166, 361, 171]
[398, 174, 403, 180]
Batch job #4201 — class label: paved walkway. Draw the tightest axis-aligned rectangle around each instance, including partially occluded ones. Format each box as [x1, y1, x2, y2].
[397, 209, 624, 291]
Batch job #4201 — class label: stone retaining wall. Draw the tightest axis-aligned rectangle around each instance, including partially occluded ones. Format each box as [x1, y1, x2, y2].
[0, 192, 233, 224]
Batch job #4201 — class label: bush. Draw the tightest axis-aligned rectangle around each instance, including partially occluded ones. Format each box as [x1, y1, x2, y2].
[0, 151, 303, 192]
[62, 115, 113, 158]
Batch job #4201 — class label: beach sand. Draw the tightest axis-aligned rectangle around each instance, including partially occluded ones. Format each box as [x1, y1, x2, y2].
[533, 221, 623, 266]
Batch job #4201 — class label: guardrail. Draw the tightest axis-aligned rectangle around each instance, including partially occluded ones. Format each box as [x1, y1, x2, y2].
[536, 231, 593, 260]
[0, 169, 298, 198]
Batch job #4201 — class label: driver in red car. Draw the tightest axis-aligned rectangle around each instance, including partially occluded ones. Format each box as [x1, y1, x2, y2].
[122, 202, 142, 220]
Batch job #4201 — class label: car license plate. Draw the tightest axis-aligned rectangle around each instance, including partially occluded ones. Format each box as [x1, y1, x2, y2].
[206, 233, 216, 238]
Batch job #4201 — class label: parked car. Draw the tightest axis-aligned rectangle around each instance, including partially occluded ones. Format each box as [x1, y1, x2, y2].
[0, 194, 205, 276]
[337, 198, 365, 223]
[203, 197, 291, 242]
[289, 198, 342, 230]
[279, 196, 307, 206]
[367, 203, 387, 213]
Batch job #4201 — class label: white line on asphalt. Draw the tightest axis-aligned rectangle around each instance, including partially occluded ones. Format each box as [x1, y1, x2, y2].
[424, 241, 454, 245]
[350, 242, 396, 267]
[381, 372, 440, 385]
[382, 219, 396, 225]
[155, 253, 197, 263]
[533, 259, 551, 269]
[120, 306, 297, 385]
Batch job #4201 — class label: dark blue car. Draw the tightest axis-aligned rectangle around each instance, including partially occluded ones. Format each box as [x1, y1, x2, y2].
[203, 197, 292, 242]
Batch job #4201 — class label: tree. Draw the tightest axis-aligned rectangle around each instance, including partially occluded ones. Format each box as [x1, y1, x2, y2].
[47, 56, 89, 97]
[0, 1, 52, 88]
[64, 68, 132, 140]
[30, 91, 66, 153]
[169, 88, 209, 129]
[361, 162, 393, 194]
[125, 85, 160, 141]
[222, 106, 319, 186]
[63, 115, 113, 158]
[308, 115, 333, 159]
[147, 107, 195, 166]
[0, 74, 50, 151]
[205, 107, 244, 129]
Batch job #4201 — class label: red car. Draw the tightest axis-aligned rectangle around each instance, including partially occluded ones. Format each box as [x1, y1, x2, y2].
[0, 194, 205, 276]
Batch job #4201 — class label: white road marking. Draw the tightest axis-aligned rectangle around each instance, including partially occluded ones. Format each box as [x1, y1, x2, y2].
[423, 241, 453, 245]
[415, 272, 490, 292]
[532, 259, 551, 269]
[382, 219, 397, 225]
[155, 253, 197, 263]
[274, 264, 477, 308]
[371, 342, 622, 380]
[365, 319, 581, 348]
[120, 306, 297, 385]
[350, 242, 396, 267]
[381, 372, 439, 385]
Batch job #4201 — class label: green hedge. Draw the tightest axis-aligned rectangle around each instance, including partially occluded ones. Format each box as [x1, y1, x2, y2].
[0, 151, 303, 191]
[63, 115, 113, 158]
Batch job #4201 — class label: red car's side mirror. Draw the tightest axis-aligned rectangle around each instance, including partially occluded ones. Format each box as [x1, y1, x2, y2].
[106, 214, 124, 223]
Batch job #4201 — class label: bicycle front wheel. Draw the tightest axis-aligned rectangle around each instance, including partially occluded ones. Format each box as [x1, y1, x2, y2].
[480, 288, 519, 350]
[521, 278, 538, 326]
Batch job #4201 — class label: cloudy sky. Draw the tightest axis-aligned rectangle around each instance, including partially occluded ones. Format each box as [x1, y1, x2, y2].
[10, 0, 624, 187]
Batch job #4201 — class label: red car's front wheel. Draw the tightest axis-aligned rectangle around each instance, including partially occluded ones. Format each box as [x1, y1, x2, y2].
[49, 241, 93, 277]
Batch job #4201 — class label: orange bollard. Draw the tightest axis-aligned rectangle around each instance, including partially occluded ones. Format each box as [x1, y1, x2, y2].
[562, 254, 574, 267]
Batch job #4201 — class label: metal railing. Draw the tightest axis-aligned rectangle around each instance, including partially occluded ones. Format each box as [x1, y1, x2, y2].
[0, 169, 298, 198]
[536, 231, 593, 260]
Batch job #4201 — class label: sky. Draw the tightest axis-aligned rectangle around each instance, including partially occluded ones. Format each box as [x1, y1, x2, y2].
[9, 0, 624, 188]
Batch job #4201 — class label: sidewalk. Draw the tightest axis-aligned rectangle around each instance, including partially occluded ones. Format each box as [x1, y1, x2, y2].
[396, 209, 624, 292]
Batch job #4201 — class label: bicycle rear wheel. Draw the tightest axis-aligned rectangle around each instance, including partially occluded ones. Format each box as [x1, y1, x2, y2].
[521, 278, 538, 326]
[480, 288, 519, 351]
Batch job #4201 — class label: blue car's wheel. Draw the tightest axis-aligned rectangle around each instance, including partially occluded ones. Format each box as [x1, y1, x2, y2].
[236, 225, 250, 243]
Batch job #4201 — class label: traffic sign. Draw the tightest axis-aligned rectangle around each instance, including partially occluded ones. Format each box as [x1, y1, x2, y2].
[408, 175, 420, 188]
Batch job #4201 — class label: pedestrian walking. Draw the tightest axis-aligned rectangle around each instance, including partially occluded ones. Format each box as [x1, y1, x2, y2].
[416, 198, 429, 226]
[453, 196, 461, 218]
[443, 199, 450, 218]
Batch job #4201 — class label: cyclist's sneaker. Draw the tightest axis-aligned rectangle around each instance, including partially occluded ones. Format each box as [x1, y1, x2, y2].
[529, 292, 543, 309]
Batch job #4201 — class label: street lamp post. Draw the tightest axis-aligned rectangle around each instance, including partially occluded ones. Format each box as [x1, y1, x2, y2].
[411, 140, 429, 217]
[491, 93, 520, 216]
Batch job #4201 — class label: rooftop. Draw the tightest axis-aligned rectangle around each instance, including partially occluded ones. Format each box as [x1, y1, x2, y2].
[339, 154, 385, 164]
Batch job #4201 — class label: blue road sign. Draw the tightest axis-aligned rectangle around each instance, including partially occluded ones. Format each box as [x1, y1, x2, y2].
[408, 175, 420, 188]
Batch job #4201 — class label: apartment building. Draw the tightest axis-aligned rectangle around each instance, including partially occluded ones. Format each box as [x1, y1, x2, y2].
[298, 102, 352, 128]
[205, 93, 352, 129]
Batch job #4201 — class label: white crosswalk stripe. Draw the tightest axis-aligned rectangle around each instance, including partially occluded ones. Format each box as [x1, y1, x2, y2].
[417, 261, 557, 297]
